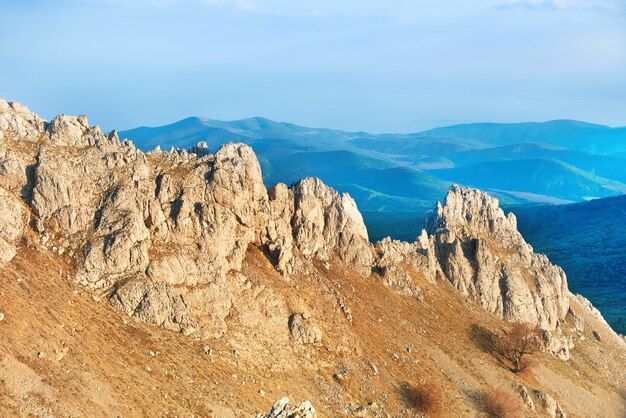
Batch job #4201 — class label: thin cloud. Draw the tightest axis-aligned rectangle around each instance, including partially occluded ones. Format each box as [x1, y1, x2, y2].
[500, 0, 625, 14]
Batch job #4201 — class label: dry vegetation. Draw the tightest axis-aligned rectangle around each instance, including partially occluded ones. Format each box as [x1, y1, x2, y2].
[407, 382, 443, 417]
[476, 387, 522, 418]
[0, 242, 625, 416]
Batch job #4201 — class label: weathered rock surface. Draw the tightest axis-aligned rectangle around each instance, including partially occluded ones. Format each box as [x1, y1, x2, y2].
[515, 383, 535, 410]
[0, 100, 579, 345]
[255, 397, 316, 418]
[0, 187, 26, 266]
[534, 389, 566, 418]
[541, 327, 574, 361]
[1, 99, 626, 418]
[373, 231, 439, 299]
[428, 185, 569, 331]
[0, 99, 47, 141]
[109, 279, 197, 334]
[288, 313, 322, 344]
[0, 101, 377, 336]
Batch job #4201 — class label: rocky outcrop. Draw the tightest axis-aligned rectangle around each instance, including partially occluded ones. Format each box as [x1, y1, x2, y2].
[533, 389, 566, 418]
[109, 279, 197, 334]
[373, 231, 440, 299]
[0, 100, 576, 344]
[264, 178, 373, 276]
[291, 177, 372, 272]
[0, 99, 47, 141]
[263, 177, 374, 276]
[428, 186, 569, 331]
[288, 313, 322, 344]
[255, 397, 316, 418]
[541, 327, 574, 361]
[0, 100, 376, 337]
[0, 188, 26, 266]
[515, 383, 535, 410]
[31, 126, 152, 288]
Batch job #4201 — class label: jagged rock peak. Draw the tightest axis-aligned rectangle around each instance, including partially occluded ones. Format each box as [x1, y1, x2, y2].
[189, 141, 210, 156]
[429, 184, 569, 331]
[0, 100, 571, 340]
[290, 177, 373, 274]
[429, 184, 523, 248]
[0, 100, 379, 335]
[0, 98, 47, 140]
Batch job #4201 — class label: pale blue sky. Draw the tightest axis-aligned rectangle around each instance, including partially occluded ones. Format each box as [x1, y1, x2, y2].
[1, 0, 625, 132]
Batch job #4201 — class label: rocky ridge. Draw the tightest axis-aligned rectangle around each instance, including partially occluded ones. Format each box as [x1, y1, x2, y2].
[0, 99, 625, 417]
[0, 98, 581, 341]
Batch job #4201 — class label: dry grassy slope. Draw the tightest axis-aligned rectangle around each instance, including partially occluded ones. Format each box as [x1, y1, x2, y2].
[1, 228, 625, 417]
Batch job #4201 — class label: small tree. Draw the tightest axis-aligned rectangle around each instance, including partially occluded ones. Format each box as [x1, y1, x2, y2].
[497, 322, 542, 373]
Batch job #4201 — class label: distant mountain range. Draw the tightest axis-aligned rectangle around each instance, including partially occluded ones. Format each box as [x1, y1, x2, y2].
[121, 117, 626, 213]
[120, 116, 626, 335]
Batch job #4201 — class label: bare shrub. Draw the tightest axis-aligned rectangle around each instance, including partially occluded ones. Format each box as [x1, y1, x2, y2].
[497, 322, 542, 373]
[407, 382, 444, 417]
[477, 387, 522, 418]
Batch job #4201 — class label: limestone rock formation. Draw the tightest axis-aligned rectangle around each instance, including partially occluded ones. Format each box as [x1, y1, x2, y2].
[264, 177, 374, 276]
[515, 383, 535, 410]
[0, 187, 26, 266]
[373, 231, 439, 299]
[0, 99, 47, 141]
[288, 312, 322, 344]
[256, 397, 316, 418]
[428, 185, 569, 331]
[188, 141, 210, 157]
[542, 327, 574, 361]
[109, 279, 197, 334]
[0, 100, 581, 349]
[0, 100, 378, 337]
[290, 177, 373, 275]
[534, 389, 566, 418]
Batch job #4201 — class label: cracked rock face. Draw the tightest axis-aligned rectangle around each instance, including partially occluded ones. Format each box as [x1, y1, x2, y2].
[0, 187, 26, 266]
[0, 99, 47, 141]
[0, 100, 376, 336]
[109, 279, 197, 334]
[0, 100, 575, 343]
[286, 177, 373, 275]
[428, 185, 569, 331]
[288, 313, 322, 344]
[373, 232, 440, 299]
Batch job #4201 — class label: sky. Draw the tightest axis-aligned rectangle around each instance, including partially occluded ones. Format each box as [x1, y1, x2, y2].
[1, 0, 625, 132]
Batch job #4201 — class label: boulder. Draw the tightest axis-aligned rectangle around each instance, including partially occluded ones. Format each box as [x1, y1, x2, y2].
[288, 313, 322, 344]
[256, 397, 316, 418]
